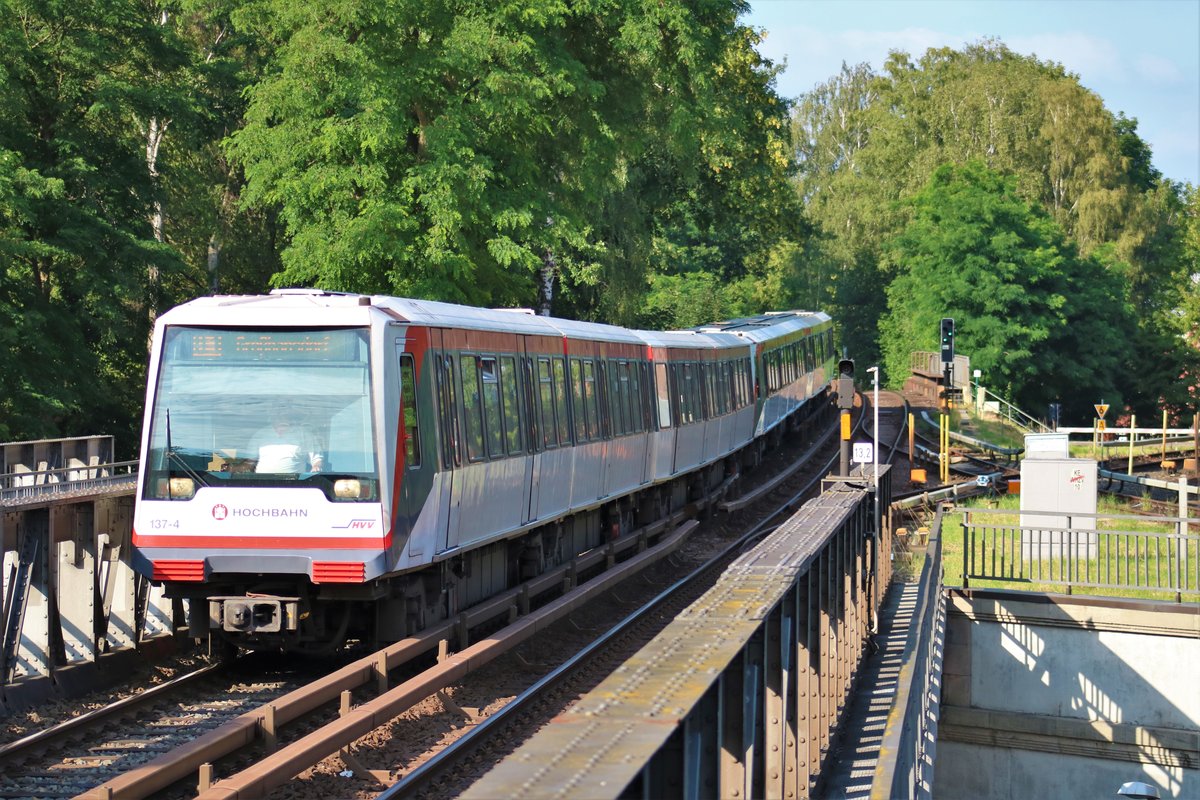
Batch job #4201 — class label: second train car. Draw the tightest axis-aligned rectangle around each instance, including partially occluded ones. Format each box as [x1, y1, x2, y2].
[132, 291, 835, 650]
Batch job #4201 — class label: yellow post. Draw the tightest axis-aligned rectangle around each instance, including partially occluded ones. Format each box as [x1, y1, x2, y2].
[940, 412, 949, 483]
[908, 412, 915, 482]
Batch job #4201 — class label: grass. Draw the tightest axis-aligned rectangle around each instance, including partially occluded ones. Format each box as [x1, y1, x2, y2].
[938, 494, 1200, 603]
[1068, 439, 1190, 463]
[917, 404, 1027, 450]
[954, 413, 1026, 450]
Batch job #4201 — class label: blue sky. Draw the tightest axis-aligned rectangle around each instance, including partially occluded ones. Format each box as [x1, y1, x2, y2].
[745, 0, 1200, 186]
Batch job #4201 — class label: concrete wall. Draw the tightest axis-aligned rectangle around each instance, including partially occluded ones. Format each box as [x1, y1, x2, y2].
[936, 589, 1200, 799]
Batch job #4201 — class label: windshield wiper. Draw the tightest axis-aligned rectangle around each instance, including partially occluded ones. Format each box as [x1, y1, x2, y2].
[164, 408, 209, 493]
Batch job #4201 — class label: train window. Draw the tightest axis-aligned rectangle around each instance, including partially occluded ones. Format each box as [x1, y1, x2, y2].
[732, 360, 741, 408]
[592, 362, 604, 438]
[614, 361, 630, 435]
[724, 361, 732, 413]
[460, 356, 485, 462]
[722, 361, 731, 414]
[708, 362, 718, 417]
[628, 361, 643, 432]
[583, 360, 599, 438]
[608, 362, 619, 435]
[537, 357, 556, 448]
[552, 358, 570, 445]
[524, 357, 541, 449]
[500, 356, 522, 454]
[642, 362, 654, 430]
[480, 357, 504, 458]
[399, 354, 421, 468]
[707, 362, 717, 417]
[570, 359, 587, 441]
[681, 363, 692, 424]
[655, 362, 671, 428]
[437, 356, 460, 468]
[627, 362, 637, 432]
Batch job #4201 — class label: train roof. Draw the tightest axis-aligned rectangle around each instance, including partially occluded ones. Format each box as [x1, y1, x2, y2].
[637, 329, 746, 352]
[156, 290, 632, 342]
[694, 310, 832, 342]
[155, 291, 824, 350]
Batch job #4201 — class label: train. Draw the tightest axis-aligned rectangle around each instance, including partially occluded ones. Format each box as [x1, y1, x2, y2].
[131, 290, 835, 650]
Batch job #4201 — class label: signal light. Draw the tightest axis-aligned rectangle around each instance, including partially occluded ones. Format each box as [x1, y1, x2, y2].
[836, 358, 855, 409]
[940, 318, 955, 362]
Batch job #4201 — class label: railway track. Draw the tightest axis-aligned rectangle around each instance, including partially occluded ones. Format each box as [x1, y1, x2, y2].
[0, 393, 914, 800]
[0, 399, 853, 800]
[373, 392, 910, 800]
[0, 656, 315, 799]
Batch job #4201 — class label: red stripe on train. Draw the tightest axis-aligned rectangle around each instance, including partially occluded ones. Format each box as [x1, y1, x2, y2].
[133, 531, 392, 549]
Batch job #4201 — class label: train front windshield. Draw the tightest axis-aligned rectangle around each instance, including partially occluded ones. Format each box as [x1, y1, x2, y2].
[143, 327, 378, 501]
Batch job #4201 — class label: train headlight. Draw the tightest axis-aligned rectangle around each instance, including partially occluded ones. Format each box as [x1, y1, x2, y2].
[168, 477, 196, 499]
[333, 479, 375, 500]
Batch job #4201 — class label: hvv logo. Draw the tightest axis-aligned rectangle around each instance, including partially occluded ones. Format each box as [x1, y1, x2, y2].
[334, 519, 377, 530]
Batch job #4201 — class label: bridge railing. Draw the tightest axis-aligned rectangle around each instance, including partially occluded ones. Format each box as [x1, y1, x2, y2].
[871, 504, 946, 800]
[462, 471, 891, 800]
[970, 383, 1051, 433]
[961, 507, 1200, 600]
[0, 460, 138, 505]
[910, 351, 970, 389]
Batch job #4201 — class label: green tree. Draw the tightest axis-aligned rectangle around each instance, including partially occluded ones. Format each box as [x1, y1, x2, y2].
[228, 0, 803, 324]
[794, 40, 1190, 412]
[0, 0, 193, 450]
[880, 162, 1136, 419]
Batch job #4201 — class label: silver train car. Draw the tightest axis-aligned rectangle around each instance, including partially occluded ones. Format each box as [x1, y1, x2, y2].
[132, 290, 835, 649]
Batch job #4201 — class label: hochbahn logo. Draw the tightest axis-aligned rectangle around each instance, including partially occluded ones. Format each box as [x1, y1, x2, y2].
[210, 504, 309, 520]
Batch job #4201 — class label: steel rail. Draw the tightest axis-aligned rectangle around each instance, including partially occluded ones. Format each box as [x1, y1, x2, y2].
[79, 513, 695, 800]
[387, 398, 910, 798]
[0, 661, 225, 765]
[191, 521, 697, 800]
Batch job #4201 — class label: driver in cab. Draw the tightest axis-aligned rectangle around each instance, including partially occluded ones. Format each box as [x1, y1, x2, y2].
[251, 406, 326, 473]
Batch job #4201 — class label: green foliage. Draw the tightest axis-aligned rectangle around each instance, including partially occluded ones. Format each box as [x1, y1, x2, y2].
[795, 39, 1192, 421]
[880, 162, 1136, 418]
[227, 0, 804, 324]
[0, 0, 196, 450]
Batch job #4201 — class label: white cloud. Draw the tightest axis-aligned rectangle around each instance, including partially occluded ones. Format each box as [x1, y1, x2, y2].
[1134, 54, 1184, 84]
[763, 24, 964, 96]
[1005, 32, 1124, 82]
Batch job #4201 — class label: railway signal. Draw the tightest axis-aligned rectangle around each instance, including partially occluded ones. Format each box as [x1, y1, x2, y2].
[837, 358, 855, 409]
[837, 358, 854, 476]
[940, 317, 955, 363]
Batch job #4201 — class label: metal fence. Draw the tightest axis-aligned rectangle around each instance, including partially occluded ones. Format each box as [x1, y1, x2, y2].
[462, 474, 890, 800]
[961, 507, 1199, 599]
[871, 504, 945, 800]
[0, 461, 138, 506]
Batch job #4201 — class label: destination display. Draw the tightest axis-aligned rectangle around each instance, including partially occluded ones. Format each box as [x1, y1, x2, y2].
[169, 327, 366, 362]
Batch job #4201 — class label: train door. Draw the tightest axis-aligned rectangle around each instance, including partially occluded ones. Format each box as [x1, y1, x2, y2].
[522, 341, 541, 523]
[431, 330, 458, 554]
[394, 339, 421, 560]
[513, 339, 537, 526]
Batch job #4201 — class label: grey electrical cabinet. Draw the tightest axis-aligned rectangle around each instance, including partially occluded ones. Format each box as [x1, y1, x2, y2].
[1019, 457, 1098, 559]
